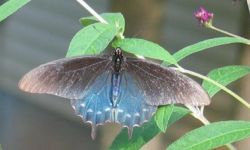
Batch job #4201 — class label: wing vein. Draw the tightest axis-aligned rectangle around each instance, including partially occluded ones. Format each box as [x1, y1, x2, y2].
[64, 59, 109, 73]
[130, 63, 166, 82]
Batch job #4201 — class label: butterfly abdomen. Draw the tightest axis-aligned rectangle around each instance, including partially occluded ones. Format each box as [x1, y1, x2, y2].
[110, 73, 122, 107]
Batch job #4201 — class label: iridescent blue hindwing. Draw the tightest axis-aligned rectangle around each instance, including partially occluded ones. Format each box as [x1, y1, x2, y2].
[71, 72, 112, 139]
[116, 72, 156, 136]
[71, 71, 156, 139]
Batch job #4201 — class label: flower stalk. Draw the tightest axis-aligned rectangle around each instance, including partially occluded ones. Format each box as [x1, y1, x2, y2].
[194, 6, 250, 45]
[210, 26, 250, 45]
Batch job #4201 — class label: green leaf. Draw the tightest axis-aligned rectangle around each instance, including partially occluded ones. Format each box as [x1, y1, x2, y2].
[80, 13, 125, 34]
[112, 38, 177, 65]
[109, 106, 189, 150]
[173, 37, 250, 62]
[167, 121, 250, 150]
[202, 66, 250, 97]
[154, 104, 174, 132]
[0, 0, 30, 22]
[66, 23, 116, 57]
[0, 144, 2, 150]
[167, 107, 190, 125]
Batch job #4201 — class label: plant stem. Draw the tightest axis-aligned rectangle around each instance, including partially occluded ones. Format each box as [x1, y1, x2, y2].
[209, 25, 250, 45]
[176, 68, 250, 109]
[76, 0, 108, 24]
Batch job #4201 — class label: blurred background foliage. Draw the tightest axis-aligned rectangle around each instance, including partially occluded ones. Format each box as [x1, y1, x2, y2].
[0, 0, 249, 150]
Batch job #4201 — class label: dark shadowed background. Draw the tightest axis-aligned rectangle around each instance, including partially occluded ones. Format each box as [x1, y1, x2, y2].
[0, 0, 249, 150]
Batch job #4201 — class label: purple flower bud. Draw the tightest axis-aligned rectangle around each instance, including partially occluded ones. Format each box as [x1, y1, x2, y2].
[194, 7, 214, 27]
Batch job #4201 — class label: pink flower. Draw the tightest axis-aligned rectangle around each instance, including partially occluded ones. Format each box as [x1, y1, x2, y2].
[194, 7, 214, 26]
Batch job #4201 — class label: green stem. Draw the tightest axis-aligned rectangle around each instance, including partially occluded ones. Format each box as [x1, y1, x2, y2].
[209, 26, 250, 45]
[76, 0, 108, 24]
[176, 68, 250, 109]
[226, 144, 237, 150]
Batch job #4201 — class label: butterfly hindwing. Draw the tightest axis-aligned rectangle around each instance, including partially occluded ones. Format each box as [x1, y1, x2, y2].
[71, 71, 157, 139]
[117, 72, 157, 136]
[71, 71, 113, 139]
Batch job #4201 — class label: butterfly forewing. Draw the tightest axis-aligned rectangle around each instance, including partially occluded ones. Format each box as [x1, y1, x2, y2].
[125, 58, 210, 106]
[19, 55, 111, 99]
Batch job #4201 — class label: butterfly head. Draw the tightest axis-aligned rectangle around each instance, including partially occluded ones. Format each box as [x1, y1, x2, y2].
[113, 48, 124, 73]
[114, 47, 123, 57]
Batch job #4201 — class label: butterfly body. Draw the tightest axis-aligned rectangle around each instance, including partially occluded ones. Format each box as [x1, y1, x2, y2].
[110, 48, 124, 107]
[110, 73, 122, 107]
[19, 48, 210, 139]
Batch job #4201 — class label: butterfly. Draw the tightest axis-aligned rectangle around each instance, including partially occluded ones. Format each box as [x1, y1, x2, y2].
[18, 48, 210, 139]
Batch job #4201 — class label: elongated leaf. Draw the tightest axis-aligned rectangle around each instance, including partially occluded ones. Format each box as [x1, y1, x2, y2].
[80, 13, 125, 34]
[112, 38, 177, 65]
[202, 66, 250, 97]
[109, 106, 189, 150]
[66, 23, 116, 57]
[173, 37, 250, 62]
[167, 121, 250, 150]
[154, 104, 174, 132]
[0, 0, 30, 22]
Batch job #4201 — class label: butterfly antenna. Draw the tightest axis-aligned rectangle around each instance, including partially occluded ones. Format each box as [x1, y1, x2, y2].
[131, 25, 147, 38]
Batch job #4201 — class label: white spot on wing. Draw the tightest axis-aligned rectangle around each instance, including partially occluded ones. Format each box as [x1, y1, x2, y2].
[105, 108, 111, 111]
[126, 114, 131, 118]
[118, 109, 124, 113]
[135, 113, 140, 116]
[87, 109, 93, 113]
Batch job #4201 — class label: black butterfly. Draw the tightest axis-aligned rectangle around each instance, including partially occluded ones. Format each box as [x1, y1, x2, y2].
[19, 48, 210, 139]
